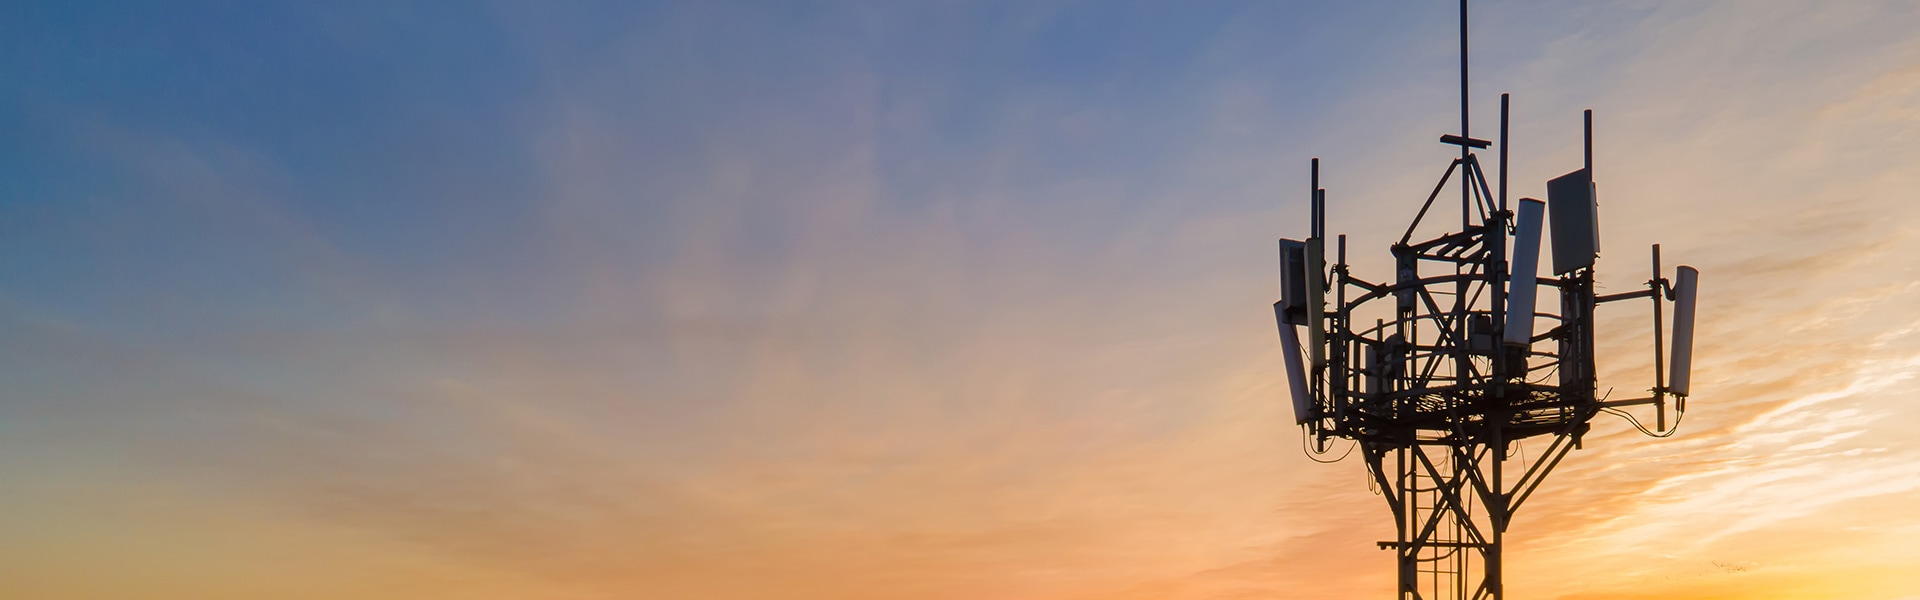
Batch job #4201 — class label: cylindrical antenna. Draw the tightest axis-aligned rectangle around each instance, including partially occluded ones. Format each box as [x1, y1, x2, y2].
[1504, 198, 1546, 347]
[1668, 266, 1700, 396]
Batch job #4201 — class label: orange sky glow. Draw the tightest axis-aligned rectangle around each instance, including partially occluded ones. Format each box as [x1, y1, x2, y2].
[5, 2, 1920, 599]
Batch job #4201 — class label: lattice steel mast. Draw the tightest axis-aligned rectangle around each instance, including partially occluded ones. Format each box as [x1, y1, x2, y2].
[1270, 3, 1701, 598]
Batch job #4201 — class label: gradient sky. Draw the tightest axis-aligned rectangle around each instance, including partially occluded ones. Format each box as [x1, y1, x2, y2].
[6, 2, 1920, 599]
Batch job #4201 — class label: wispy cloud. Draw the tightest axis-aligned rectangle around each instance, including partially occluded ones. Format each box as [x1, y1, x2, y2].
[5, 2, 1920, 599]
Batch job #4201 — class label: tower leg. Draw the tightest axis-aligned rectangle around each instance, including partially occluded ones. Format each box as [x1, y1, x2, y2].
[1378, 439, 1504, 600]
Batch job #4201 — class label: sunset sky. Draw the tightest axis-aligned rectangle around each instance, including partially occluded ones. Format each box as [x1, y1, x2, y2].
[6, 1, 1920, 598]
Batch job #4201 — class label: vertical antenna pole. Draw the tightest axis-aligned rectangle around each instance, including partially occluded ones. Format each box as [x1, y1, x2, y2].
[1461, 0, 1470, 152]
[1338, 234, 1350, 401]
[1653, 244, 1667, 431]
[1493, 92, 1511, 380]
[1454, 0, 1472, 393]
[1584, 109, 1593, 175]
[1498, 93, 1508, 217]
[1311, 158, 1321, 238]
[1581, 109, 1599, 418]
[1307, 159, 1327, 388]
[1460, 0, 1471, 230]
[1317, 190, 1326, 239]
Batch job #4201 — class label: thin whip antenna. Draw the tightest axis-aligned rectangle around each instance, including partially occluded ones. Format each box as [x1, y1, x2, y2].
[1460, 0, 1470, 229]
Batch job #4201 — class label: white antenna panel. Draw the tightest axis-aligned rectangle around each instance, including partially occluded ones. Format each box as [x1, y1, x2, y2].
[1274, 304, 1314, 424]
[1668, 266, 1699, 396]
[1504, 198, 1546, 346]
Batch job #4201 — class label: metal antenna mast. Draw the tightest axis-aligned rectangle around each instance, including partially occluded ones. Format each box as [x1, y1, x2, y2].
[1271, 2, 1702, 598]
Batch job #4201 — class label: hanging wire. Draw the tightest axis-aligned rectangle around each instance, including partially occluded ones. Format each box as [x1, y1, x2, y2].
[1601, 404, 1686, 438]
[1594, 385, 1688, 437]
[1301, 424, 1358, 463]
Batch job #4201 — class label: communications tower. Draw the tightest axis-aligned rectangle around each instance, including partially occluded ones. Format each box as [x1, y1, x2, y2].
[1271, 3, 1702, 598]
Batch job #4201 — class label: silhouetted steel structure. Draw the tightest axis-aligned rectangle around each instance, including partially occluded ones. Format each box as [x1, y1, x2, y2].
[1271, 3, 1700, 599]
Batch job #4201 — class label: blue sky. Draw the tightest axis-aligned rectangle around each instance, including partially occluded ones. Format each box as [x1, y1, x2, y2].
[7, 2, 1920, 599]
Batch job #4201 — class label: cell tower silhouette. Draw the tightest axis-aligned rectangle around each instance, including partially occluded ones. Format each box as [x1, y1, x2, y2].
[1271, 2, 1701, 599]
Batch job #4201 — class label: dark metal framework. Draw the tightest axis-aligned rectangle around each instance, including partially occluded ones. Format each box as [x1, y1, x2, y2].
[1272, 3, 1697, 599]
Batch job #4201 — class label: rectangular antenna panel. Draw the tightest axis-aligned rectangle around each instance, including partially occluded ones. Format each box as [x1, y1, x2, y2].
[1505, 198, 1546, 346]
[1548, 168, 1600, 274]
[1274, 304, 1315, 424]
[1305, 237, 1327, 369]
[1669, 266, 1699, 396]
[1278, 239, 1308, 324]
